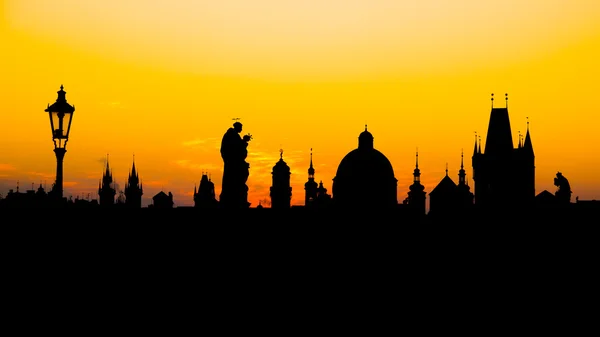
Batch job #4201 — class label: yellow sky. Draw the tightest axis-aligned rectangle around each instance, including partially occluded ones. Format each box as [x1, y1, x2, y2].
[2, 0, 600, 207]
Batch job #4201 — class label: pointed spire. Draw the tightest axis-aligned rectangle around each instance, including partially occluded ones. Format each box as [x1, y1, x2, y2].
[523, 117, 534, 154]
[491, 93, 494, 108]
[308, 148, 315, 179]
[131, 153, 137, 177]
[459, 149, 466, 185]
[415, 147, 419, 168]
[478, 136, 482, 154]
[473, 132, 478, 156]
[413, 148, 421, 184]
[505, 93, 508, 108]
[105, 153, 110, 175]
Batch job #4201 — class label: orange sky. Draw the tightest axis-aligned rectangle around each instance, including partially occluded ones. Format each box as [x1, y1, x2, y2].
[2, 0, 600, 207]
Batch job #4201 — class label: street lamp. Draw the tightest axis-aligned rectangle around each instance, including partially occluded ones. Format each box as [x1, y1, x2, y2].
[45, 85, 75, 200]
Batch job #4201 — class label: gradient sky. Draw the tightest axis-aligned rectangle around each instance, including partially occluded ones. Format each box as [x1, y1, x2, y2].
[2, 0, 600, 207]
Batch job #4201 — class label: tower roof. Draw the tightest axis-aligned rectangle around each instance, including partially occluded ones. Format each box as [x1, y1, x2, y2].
[523, 118, 534, 155]
[429, 174, 457, 195]
[358, 124, 374, 150]
[308, 148, 315, 177]
[484, 107, 514, 155]
[273, 149, 290, 172]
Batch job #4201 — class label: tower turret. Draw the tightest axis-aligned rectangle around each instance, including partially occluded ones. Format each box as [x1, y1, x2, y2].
[270, 149, 292, 209]
[406, 149, 426, 216]
[98, 154, 116, 207]
[304, 148, 318, 207]
[194, 172, 218, 208]
[125, 155, 143, 208]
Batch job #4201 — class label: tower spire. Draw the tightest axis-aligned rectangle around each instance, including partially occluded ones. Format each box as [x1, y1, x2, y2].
[505, 93, 508, 108]
[308, 148, 315, 179]
[416, 147, 419, 169]
[459, 149, 467, 185]
[412, 148, 421, 184]
[491, 93, 494, 108]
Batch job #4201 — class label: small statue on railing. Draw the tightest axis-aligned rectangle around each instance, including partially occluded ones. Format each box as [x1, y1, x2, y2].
[554, 171, 572, 204]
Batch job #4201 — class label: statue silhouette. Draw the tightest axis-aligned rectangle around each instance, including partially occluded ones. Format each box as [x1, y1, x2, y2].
[219, 121, 252, 209]
[554, 172, 572, 205]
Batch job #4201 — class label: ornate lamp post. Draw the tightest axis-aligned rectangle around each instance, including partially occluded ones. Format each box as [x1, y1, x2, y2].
[45, 85, 75, 200]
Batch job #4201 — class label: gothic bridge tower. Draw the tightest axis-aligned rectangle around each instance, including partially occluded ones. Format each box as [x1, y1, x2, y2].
[472, 93, 535, 209]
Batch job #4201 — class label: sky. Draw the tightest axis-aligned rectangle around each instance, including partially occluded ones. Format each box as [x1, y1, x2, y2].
[2, 0, 600, 207]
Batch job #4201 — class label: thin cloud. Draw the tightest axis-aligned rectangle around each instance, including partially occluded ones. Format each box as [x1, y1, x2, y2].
[25, 171, 55, 180]
[0, 164, 16, 171]
[182, 138, 219, 148]
[143, 180, 168, 187]
[174, 159, 220, 172]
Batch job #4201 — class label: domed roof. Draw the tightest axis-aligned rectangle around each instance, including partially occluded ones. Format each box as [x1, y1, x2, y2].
[358, 124, 374, 150]
[273, 151, 290, 173]
[335, 148, 395, 180]
[332, 126, 398, 208]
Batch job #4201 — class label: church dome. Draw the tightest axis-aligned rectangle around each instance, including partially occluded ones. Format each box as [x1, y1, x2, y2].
[273, 154, 290, 173]
[335, 148, 395, 181]
[332, 126, 397, 208]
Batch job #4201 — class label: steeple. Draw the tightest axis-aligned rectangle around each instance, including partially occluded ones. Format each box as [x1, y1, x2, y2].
[308, 148, 315, 179]
[102, 154, 113, 186]
[473, 132, 478, 156]
[458, 149, 466, 185]
[131, 154, 137, 178]
[413, 148, 421, 183]
[304, 148, 318, 207]
[124, 154, 143, 208]
[523, 117, 534, 155]
[98, 154, 116, 206]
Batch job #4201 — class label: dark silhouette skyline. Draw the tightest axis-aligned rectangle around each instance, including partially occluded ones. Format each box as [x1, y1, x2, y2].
[1, 86, 599, 223]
